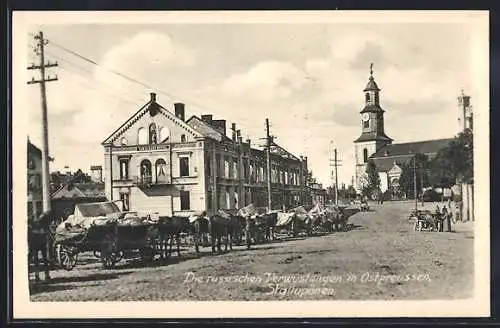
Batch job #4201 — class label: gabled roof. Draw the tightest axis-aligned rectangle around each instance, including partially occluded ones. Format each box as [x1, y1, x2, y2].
[269, 141, 300, 161]
[371, 138, 453, 158]
[102, 99, 203, 145]
[52, 182, 105, 199]
[185, 115, 232, 142]
[28, 140, 42, 158]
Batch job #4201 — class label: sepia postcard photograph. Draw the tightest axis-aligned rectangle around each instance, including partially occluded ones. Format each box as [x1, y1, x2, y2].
[11, 10, 490, 319]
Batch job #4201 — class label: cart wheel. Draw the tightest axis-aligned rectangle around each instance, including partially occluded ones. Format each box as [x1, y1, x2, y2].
[139, 247, 155, 262]
[101, 252, 116, 269]
[101, 232, 118, 269]
[59, 246, 78, 271]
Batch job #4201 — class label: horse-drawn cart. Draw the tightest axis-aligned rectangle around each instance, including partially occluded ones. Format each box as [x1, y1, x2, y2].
[54, 202, 159, 270]
[408, 209, 443, 232]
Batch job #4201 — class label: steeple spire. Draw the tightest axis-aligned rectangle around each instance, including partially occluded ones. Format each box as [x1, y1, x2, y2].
[370, 62, 373, 77]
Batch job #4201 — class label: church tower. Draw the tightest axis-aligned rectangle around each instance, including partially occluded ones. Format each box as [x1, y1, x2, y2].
[353, 64, 393, 192]
[457, 89, 473, 134]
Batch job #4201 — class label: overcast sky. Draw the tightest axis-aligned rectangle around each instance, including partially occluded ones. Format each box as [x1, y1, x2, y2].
[24, 18, 481, 187]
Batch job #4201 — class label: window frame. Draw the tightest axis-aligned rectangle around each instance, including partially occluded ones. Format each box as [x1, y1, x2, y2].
[180, 190, 190, 210]
[179, 156, 190, 177]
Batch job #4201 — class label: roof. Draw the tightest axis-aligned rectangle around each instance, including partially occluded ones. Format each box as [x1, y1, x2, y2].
[102, 98, 203, 145]
[90, 165, 102, 170]
[75, 201, 120, 218]
[354, 132, 393, 143]
[371, 138, 454, 158]
[360, 104, 385, 114]
[28, 140, 42, 158]
[185, 115, 232, 142]
[363, 76, 380, 92]
[372, 156, 411, 172]
[52, 182, 105, 199]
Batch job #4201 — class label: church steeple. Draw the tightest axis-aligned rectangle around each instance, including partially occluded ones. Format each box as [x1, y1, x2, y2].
[354, 63, 392, 143]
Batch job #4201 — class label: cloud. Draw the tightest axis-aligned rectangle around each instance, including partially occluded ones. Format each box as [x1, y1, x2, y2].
[220, 61, 308, 101]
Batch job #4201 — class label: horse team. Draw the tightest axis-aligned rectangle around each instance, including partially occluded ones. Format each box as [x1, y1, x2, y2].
[28, 206, 347, 282]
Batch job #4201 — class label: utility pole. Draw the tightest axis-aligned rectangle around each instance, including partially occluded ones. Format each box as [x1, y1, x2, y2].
[265, 118, 272, 212]
[27, 31, 58, 213]
[413, 155, 417, 211]
[420, 162, 425, 206]
[329, 143, 342, 206]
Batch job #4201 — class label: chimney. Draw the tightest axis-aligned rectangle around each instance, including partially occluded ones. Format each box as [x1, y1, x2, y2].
[90, 165, 103, 183]
[212, 120, 227, 135]
[236, 130, 242, 143]
[201, 114, 213, 125]
[231, 123, 237, 141]
[150, 92, 156, 102]
[174, 102, 185, 121]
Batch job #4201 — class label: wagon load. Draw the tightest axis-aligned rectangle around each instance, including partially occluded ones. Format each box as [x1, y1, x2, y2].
[309, 202, 326, 216]
[276, 212, 295, 226]
[54, 201, 123, 243]
[237, 203, 258, 218]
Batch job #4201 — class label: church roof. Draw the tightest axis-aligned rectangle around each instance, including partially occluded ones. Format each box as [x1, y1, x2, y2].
[371, 138, 454, 159]
[363, 76, 380, 92]
[372, 156, 412, 172]
[28, 140, 42, 158]
[354, 131, 393, 143]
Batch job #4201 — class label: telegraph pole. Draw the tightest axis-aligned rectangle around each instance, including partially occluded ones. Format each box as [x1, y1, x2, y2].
[329, 144, 342, 206]
[27, 31, 58, 213]
[413, 156, 417, 211]
[265, 118, 272, 211]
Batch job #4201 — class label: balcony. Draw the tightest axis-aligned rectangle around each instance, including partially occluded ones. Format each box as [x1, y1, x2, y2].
[132, 175, 171, 188]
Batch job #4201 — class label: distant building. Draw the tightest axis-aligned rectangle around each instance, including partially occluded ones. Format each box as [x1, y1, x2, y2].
[353, 65, 469, 195]
[90, 165, 103, 183]
[101, 92, 310, 216]
[51, 169, 106, 220]
[27, 139, 43, 221]
[307, 181, 326, 206]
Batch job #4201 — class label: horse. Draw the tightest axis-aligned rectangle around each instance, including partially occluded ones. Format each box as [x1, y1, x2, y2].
[190, 213, 210, 253]
[290, 213, 313, 237]
[259, 212, 278, 241]
[28, 211, 55, 282]
[157, 216, 190, 258]
[207, 213, 243, 253]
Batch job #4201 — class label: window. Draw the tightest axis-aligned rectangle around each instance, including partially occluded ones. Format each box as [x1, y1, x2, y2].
[140, 159, 152, 184]
[180, 134, 186, 143]
[138, 127, 147, 144]
[363, 148, 368, 163]
[224, 159, 230, 179]
[233, 160, 238, 179]
[365, 93, 370, 102]
[120, 193, 129, 211]
[216, 154, 221, 177]
[180, 190, 190, 210]
[180, 157, 190, 177]
[119, 159, 129, 180]
[155, 158, 168, 183]
[363, 120, 369, 129]
[234, 191, 239, 208]
[149, 123, 158, 144]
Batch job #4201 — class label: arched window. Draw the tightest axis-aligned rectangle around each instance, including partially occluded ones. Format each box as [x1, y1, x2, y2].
[159, 127, 169, 143]
[149, 123, 157, 144]
[180, 134, 186, 143]
[155, 158, 168, 183]
[140, 159, 152, 184]
[365, 93, 370, 102]
[138, 127, 147, 145]
[363, 148, 368, 163]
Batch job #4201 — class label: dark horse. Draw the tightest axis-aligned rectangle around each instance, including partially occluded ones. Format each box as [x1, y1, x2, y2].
[257, 212, 278, 242]
[190, 213, 210, 253]
[157, 216, 190, 259]
[28, 211, 54, 282]
[208, 213, 244, 253]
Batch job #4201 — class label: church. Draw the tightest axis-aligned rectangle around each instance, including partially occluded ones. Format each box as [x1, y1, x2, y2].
[353, 65, 473, 195]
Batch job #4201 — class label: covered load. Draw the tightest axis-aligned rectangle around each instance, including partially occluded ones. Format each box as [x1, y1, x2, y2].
[308, 202, 326, 216]
[237, 204, 258, 217]
[276, 212, 295, 226]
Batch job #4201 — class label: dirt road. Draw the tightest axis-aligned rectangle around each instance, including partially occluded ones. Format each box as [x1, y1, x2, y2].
[30, 201, 474, 301]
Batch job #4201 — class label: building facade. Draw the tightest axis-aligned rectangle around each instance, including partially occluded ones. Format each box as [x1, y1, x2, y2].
[27, 140, 43, 221]
[102, 93, 309, 216]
